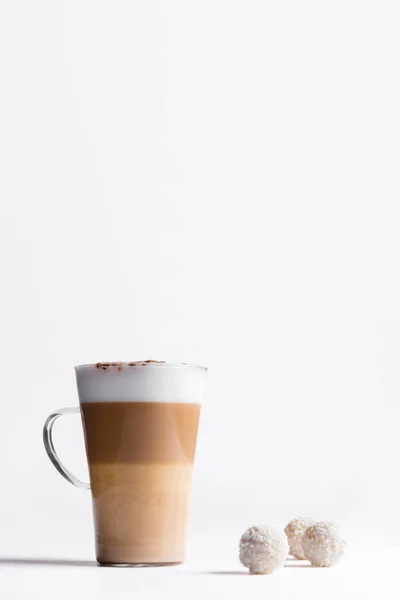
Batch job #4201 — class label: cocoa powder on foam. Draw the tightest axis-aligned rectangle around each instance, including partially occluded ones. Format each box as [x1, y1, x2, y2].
[95, 360, 167, 371]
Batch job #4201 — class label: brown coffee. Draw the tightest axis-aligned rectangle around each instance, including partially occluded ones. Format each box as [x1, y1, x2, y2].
[81, 401, 201, 564]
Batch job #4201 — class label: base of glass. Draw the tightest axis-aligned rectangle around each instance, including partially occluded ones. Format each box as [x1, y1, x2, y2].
[97, 561, 183, 568]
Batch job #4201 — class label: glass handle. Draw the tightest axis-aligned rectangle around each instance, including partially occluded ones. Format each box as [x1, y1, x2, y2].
[43, 407, 90, 490]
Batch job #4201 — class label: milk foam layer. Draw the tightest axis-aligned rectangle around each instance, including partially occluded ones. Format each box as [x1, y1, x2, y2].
[75, 362, 207, 404]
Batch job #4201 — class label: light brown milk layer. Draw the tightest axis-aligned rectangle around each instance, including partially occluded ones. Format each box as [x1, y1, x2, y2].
[81, 402, 201, 564]
[90, 463, 193, 564]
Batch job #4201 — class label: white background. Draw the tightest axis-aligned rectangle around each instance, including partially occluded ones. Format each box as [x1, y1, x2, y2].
[0, 1, 399, 598]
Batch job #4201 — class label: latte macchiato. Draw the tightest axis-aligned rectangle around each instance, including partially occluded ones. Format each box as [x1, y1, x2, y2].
[75, 361, 206, 565]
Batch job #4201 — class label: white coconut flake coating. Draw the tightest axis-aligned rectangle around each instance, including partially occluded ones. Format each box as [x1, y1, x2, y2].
[302, 522, 347, 567]
[284, 517, 316, 559]
[239, 525, 289, 574]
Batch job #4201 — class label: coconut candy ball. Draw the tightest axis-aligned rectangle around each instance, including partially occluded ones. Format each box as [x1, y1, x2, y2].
[284, 516, 316, 559]
[302, 521, 347, 567]
[239, 524, 289, 574]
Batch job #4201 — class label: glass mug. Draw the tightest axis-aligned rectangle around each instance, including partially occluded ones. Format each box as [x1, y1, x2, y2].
[43, 362, 207, 566]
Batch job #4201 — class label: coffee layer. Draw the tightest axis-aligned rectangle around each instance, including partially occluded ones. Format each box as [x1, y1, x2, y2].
[81, 402, 201, 464]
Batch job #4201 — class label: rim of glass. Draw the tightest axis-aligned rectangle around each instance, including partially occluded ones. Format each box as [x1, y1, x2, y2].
[75, 362, 207, 371]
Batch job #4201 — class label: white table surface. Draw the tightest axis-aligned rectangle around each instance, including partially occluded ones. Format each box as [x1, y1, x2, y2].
[1, 542, 398, 600]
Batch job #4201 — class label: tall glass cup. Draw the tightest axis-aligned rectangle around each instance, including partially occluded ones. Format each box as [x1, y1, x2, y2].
[43, 362, 206, 566]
